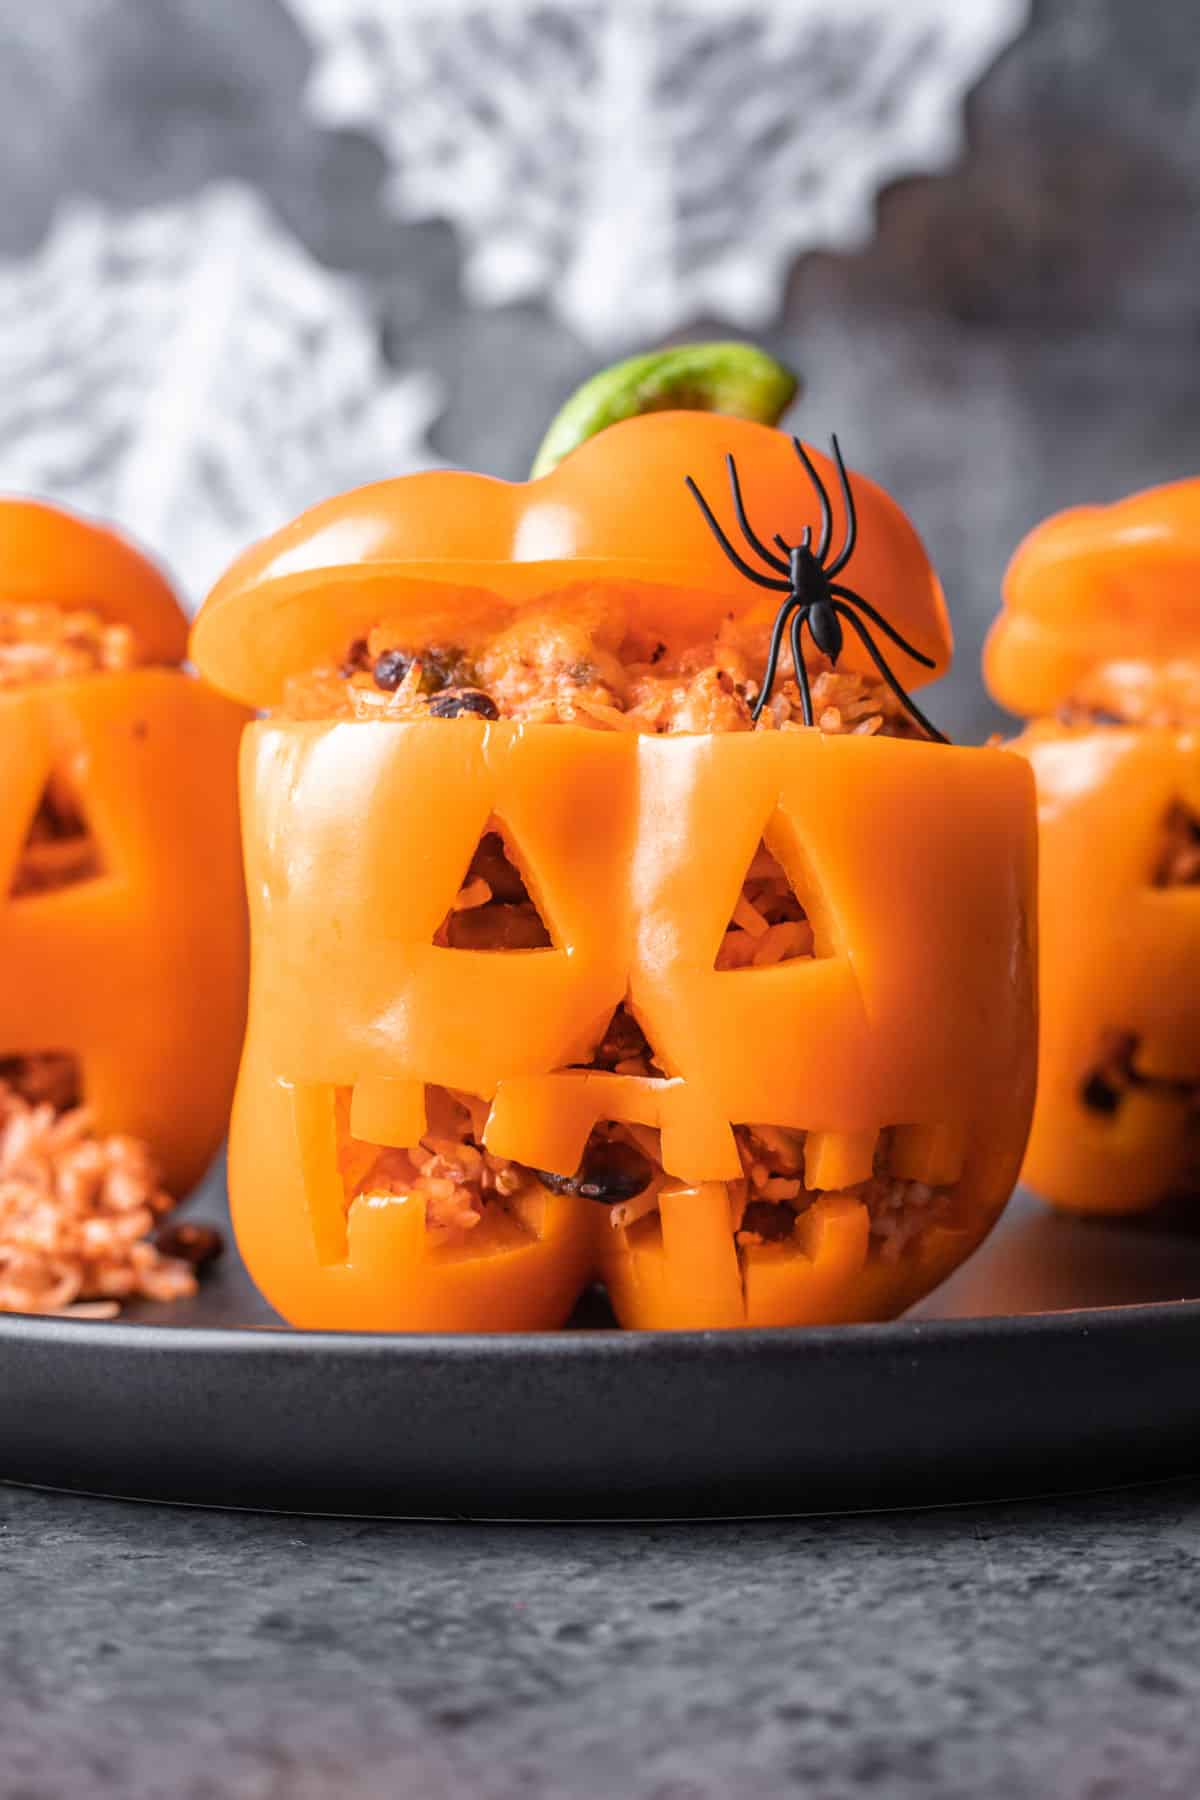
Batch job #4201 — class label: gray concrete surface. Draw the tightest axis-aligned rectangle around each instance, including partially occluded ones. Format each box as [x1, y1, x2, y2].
[3, 1477, 1200, 1799]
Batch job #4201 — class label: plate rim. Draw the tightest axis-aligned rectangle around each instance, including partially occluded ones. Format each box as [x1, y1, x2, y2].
[4, 1291, 1200, 1360]
[5, 1291, 1200, 1519]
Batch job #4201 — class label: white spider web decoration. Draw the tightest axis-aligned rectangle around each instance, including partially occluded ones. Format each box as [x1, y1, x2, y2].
[0, 182, 440, 607]
[290, 0, 1030, 347]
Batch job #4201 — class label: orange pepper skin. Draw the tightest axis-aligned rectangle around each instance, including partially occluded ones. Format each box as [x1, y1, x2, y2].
[988, 478, 1200, 1216]
[1010, 724, 1200, 1215]
[192, 411, 952, 713]
[229, 719, 1035, 1331]
[0, 501, 249, 1197]
[986, 477, 1200, 719]
[0, 499, 188, 666]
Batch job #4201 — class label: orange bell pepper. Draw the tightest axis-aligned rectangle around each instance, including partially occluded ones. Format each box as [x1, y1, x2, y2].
[194, 408, 1037, 1331]
[987, 478, 1200, 723]
[987, 478, 1200, 1214]
[0, 500, 249, 1197]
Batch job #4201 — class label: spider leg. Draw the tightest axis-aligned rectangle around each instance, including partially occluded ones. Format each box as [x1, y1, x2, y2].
[750, 596, 799, 722]
[824, 435, 858, 578]
[725, 455, 790, 574]
[685, 477, 791, 592]
[828, 584, 936, 669]
[831, 603, 948, 743]
[773, 523, 810, 561]
[790, 438, 832, 563]
[790, 607, 815, 727]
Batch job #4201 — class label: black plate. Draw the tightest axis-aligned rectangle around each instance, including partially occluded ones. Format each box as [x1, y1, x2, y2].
[3, 1169, 1200, 1519]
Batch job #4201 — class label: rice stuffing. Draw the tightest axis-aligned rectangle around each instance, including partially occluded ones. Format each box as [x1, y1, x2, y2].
[0, 1079, 197, 1315]
[278, 588, 926, 740]
[0, 602, 139, 689]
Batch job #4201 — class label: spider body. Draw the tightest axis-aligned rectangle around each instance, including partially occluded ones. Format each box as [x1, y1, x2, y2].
[791, 546, 844, 662]
[685, 435, 947, 742]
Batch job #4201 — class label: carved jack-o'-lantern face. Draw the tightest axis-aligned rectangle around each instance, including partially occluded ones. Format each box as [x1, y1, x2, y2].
[0, 501, 249, 1197]
[225, 719, 1033, 1331]
[196, 412, 1036, 1331]
[1015, 728, 1200, 1214]
[988, 477, 1200, 1215]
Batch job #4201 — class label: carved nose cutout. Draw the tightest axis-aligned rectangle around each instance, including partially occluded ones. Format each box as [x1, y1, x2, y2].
[0, 1052, 82, 1112]
[10, 769, 105, 899]
[433, 821, 554, 950]
[1079, 1029, 1198, 1127]
[715, 831, 828, 970]
[1152, 800, 1200, 887]
[575, 1002, 666, 1078]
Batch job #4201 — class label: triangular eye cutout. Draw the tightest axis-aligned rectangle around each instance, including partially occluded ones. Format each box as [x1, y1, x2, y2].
[716, 836, 821, 970]
[1152, 800, 1200, 887]
[10, 770, 105, 900]
[576, 1002, 667, 1078]
[433, 822, 555, 950]
[0, 1052, 82, 1112]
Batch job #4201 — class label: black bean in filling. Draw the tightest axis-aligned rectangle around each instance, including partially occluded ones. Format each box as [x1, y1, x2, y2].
[531, 1135, 656, 1205]
[739, 1200, 796, 1242]
[373, 649, 412, 690]
[429, 689, 499, 720]
[368, 643, 478, 697]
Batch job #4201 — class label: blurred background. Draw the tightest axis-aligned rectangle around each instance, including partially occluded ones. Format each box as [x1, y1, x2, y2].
[0, 0, 1196, 741]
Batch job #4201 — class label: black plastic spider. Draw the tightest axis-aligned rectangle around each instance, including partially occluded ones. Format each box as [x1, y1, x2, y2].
[684, 435, 947, 742]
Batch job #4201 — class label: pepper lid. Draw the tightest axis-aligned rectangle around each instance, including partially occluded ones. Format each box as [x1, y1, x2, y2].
[190, 411, 951, 710]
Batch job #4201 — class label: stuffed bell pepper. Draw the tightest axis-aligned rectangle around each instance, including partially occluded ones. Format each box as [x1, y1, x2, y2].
[987, 477, 1200, 1215]
[0, 500, 248, 1312]
[192, 345, 1037, 1331]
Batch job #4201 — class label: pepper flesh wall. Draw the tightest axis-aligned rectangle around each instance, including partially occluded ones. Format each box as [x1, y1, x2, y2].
[0, 500, 249, 1198]
[987, 477, 1200, 1216]
[193, 408, 1037, 1330]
